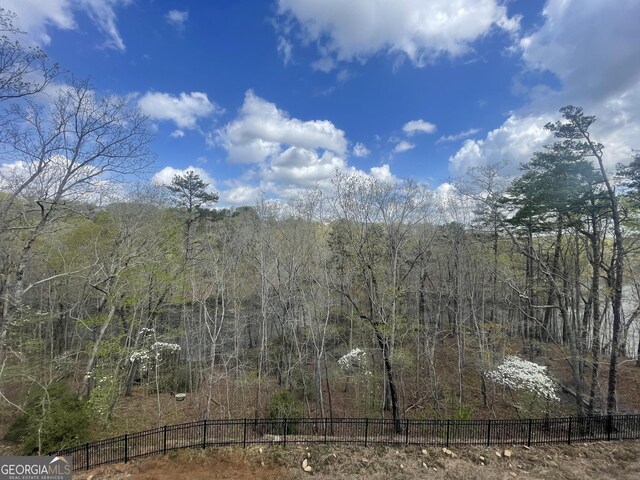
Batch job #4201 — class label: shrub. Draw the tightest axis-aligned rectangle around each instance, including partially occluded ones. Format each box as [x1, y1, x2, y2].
[268, 390, 302, 435]
[5, 382, 90, 454]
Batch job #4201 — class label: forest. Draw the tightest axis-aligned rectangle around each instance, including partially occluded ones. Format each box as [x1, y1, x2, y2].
[1, 7, 640, 455]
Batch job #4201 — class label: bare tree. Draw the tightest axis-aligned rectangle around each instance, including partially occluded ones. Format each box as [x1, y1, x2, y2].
[0, 79, 153, 345]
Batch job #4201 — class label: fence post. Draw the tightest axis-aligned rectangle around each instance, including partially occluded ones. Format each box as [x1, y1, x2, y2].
[324, 418, 327, 444]
[607, 415, 612, 441]
[364, 418, 369, 447]
[203, 420, 207, 449]
[243, 419, 247, 448]
[124, 434, 128, 464]
[283, 418, 288, 446]
[446, 420, 450, 448]
[487, 419, 491, 446]
[527, 418, 533, 447]
[163, 425, 167, 455]
[405, 419, 409, 445]
[567, 417, 572, 445]
[85, 443, 90, 471]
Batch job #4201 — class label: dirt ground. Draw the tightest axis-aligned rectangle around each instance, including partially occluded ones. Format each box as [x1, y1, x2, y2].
[73, 441, 640, 480]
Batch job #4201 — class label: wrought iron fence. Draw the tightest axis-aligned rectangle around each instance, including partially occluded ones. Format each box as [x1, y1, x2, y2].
[52, 414, 640, 471]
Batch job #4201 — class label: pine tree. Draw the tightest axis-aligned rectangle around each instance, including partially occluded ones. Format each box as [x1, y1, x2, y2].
[166, 171, 218, 259]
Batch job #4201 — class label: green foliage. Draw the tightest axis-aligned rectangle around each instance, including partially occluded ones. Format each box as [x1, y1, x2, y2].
[5, 382, 90, 454]
[268, 390, 302, 434]
[166, 171, 219, 214]
[87, 371, 120, 423]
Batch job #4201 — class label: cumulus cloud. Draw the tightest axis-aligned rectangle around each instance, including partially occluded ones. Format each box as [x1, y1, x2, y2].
[449, 114, 552, 177]
[450, 0, 640, 177]
[403, 119, 437, 135]
[277, 0, 519, 68]
[0, 155, 124, 204]
[218, 90, 347, 165]
[393, 140, 415, 153]
[263, 147, 347, 186]
[2, 0, 129, 50]
[165, 9, 188, 29]
[369, 164, 397, 183]
[223, 182, 261, 206]
[138, 92, 221, 130]
[520, 0, 640, 102]
[352, 142, 370, 157]
[215, 91, 403, 201]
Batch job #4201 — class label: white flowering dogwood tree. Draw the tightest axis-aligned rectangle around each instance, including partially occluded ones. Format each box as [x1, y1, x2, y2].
[487, 356, 560, 411]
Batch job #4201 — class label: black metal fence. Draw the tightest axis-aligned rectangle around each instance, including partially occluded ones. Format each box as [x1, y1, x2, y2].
[53, 414, 640, 471]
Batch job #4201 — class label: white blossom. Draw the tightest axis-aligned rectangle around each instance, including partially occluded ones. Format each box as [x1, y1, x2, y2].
[151, 341, 181, 352]
[487, 355, 559, 401]
[338, 348, 371, 375]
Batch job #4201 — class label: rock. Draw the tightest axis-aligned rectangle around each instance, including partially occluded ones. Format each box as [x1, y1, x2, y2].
[400, 464, 404, 469]
[522, 445, 530, 450]
[332, 453, 337, 458]
[479, 455, 485, 462]
[259, 447, 263, 454]
[261, 461, 265, 467]
[174, 393, 186, 401]
[421, 449, 428, 455]
[504, 449, 512, 458]
[307, 452, 311, 458]
[302, 459, 309, 469]
[303, 465, 312, 473]
[510, 473, 517, 478]
[442, 448, 453, 456]
[433, 467, 438, 471]
[496, 451, 502, 458]
[422, 462, 428, 469]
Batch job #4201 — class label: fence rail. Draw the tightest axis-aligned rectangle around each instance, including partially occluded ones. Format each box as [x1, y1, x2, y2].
[52, 414, 640, 471]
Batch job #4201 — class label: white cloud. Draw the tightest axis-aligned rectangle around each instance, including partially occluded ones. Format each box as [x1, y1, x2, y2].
[352, 142, 370, 157]
[450, 0, 640, 177]
[170, 129, 185, 138]
[277, 0, 519, 67]
[369, 164, 397, 183]
[2, 0, 129, 50]
[218, 90, 347, 164]
[277, 36, 293, 65]
[520, 0, 640, 102]
[222, 182, 261, 206]
[263, 147, 347, 186]
[138, 92, 221, 130]
[165, 9, 188, 29]
[393, 140, 415, 153]
[449, 114, 552, 177]
[437, 128, 481, 143]
[0, 155, 124, 204]
[215, 91, 404, 199]
[403, 119, 437, 135]
[151, 166, 217, 192]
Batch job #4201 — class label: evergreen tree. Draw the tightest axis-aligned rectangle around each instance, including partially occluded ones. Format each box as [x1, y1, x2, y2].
[166, 171, 219, 259]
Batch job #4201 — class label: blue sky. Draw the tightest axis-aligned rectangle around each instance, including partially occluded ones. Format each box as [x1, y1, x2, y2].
[4, 0, 640, 207]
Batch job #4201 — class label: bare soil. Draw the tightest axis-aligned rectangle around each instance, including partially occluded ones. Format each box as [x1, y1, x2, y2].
[73, 441, 640, 480]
